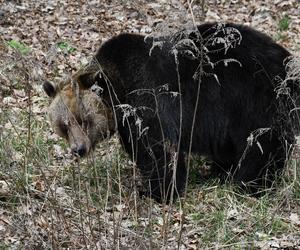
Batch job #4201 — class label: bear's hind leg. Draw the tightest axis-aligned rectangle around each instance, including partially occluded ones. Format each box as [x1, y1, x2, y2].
[233, 132, 289, 194]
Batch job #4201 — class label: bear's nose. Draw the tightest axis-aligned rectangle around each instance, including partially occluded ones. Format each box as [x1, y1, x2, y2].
[71, 144, 87, 157]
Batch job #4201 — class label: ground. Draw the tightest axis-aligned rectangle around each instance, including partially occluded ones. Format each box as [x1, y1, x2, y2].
[0, 0, 299, 249]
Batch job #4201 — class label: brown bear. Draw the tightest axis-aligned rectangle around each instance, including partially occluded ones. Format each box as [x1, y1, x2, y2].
[43, 64, 115, 157]
[44, 23, 299, 203]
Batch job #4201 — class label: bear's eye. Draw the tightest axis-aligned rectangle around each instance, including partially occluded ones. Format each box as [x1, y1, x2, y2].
[76, 116, 83, 126]
[59, 122, 69, 137]
[75, 115, 93, 130]
[82, 118, 93, 129]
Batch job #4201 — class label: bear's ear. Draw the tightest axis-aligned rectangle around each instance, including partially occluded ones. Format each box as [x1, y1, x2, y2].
[43, 80, 57, 97]
[77, 71, 99, 90]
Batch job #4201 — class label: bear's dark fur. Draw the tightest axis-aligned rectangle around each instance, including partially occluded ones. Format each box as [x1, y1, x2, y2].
[78, 23, 298, 202]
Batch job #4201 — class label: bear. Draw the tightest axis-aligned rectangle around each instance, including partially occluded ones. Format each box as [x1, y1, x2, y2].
[44, 22, 299, 203]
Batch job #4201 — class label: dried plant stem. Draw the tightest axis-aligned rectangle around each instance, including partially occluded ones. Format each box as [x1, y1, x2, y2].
[177, 2, 203, 248]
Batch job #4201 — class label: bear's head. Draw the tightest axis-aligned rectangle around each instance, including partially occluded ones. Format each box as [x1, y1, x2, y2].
[43, 70, 115, 157]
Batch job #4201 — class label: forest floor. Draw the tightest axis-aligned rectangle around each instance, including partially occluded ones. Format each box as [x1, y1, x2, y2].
[0, 0, 300, 249]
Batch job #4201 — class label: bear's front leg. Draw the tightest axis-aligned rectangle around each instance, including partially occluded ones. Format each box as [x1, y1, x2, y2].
[135, 141, 187, 203]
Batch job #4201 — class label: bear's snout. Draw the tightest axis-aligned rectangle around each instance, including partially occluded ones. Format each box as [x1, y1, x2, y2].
[71, 143, 87, 157]
[68, 125, 91, 157]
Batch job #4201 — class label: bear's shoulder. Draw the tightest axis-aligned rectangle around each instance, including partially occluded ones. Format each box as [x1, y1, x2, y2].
[96, 33, 151, 63]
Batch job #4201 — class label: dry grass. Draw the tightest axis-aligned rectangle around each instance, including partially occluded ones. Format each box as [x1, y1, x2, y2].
[0, 46, 299, 249]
